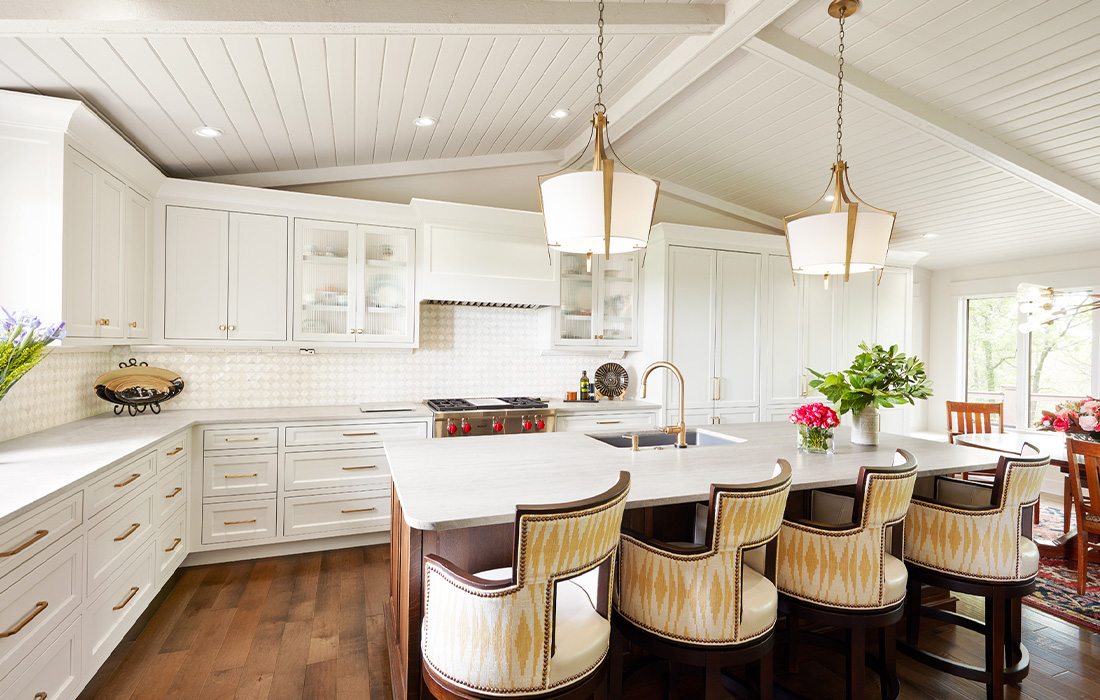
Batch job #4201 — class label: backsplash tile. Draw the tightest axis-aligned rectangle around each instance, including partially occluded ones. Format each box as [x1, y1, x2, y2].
[0, 350, 111, 442]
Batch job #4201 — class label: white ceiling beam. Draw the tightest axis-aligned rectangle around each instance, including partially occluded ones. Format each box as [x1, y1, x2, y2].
[560, 0, 802, 163]
[660, 180, 783, 232]
[745, 26, 1100, 218]
[0, 0, 723, 36]
[202, 150, 564, 188]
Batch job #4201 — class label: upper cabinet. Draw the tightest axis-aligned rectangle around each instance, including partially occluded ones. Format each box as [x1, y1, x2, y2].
[293, 219, 415, 346]
[552, 251, 642, 350]
[123, 190, 152, 340]
[164, 206, 288, 342]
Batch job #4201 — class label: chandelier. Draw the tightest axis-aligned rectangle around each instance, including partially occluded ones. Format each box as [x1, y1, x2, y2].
[1017, 283, 1100, 334]
[538, 0, 659, 259]
[783, 0, 896, 287]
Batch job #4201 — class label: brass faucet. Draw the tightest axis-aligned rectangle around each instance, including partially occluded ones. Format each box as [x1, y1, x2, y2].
[640, 361, 688, 449]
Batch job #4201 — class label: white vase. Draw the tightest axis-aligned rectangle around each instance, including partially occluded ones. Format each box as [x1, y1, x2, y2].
[851, 406, 880, 446]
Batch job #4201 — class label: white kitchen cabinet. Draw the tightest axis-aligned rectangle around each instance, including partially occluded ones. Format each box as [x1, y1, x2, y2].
[164, 206, 288, 342]
[293, 219, 416, 346]
[123, 190, 152, 340]
[552, 251, 641, 349]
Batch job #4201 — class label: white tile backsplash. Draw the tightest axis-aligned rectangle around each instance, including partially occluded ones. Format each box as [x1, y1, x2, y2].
[0, 350, 111, 443]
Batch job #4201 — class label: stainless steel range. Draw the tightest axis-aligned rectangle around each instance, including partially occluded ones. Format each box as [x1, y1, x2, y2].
[425, 397, 556, 438]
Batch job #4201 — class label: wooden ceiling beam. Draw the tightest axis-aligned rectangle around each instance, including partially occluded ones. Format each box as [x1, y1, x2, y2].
[0, 0, 723, 36]
[744, 26, 1100, 218]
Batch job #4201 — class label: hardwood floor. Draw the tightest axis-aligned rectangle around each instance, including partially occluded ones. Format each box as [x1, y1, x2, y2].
[82, 545, 1100, 700]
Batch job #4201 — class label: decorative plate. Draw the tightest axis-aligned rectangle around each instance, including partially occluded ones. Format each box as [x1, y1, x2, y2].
[594, 362, 629, 400]
[94, 359, 184, 416]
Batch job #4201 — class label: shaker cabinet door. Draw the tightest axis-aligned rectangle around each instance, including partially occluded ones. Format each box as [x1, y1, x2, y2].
[715, 251, 761, 407]
[229, 212, 288, 341]
[164, 206, 229, 340]
[93, 170, 126, 339]
[667, 246, 718, 411]
[123, 190, 152, 339]
[61, 148, 98, 338]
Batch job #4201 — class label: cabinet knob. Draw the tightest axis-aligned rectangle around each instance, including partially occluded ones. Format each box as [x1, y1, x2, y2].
[219, 324, 227, 331]
[97, 318, 110, 326]
[128, 321, 138, 329]
[227, 324, 236, 331]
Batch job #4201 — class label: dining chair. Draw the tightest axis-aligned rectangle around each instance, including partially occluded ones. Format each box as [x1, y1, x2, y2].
[613, 461, 793, 699]
[945, 400, 1005, 444]
[1065, 437, 1100, 594]
[900, 444, 1048, 700]
[420, 472, 630, 699]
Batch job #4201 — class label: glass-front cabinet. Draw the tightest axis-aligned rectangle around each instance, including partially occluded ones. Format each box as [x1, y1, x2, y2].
[293, 219, 415, 345]
[553, 251, 641, 349]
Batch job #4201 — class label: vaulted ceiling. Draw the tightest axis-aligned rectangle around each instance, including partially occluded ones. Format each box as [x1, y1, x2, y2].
[1, 0, 1098, 269]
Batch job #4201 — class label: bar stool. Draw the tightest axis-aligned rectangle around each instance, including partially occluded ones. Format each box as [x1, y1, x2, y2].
[613, 461, 793, 699]
[776, 449, 918, 700]
[900, 445, 1048, 700]
[420, 471, 630, 699]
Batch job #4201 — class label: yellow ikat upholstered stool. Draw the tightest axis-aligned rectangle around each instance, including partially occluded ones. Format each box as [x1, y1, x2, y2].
[776, 448, 918, 700]
[420, 471, 630, 700]
[899, 444, 1048, 700]
[613, 460, 793, 700]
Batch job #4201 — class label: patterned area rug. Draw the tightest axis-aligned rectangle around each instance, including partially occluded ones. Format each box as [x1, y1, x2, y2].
[1022, 503, 1100, 633]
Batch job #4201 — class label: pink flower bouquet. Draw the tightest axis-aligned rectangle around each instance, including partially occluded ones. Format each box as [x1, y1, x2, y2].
[789, 402, 840, 454]
[1037, 397, 1100, 436]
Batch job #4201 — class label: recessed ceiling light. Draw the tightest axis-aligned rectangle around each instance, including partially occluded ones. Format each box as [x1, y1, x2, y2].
[413, 116, 437, 127]
[549, 108, 570, 119]
[192, 126, 223, 138]
[922, 233, 940, 239]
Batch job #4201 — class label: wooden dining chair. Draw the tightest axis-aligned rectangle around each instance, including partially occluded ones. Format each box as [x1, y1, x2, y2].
[1065, 437, 1100, 594]
[945, 400, 1005, 444]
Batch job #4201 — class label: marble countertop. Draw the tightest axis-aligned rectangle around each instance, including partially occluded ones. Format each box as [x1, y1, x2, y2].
[546, 398, 661, 413]
[385, 422, 1010, 531]
[0, 402, 432, 526]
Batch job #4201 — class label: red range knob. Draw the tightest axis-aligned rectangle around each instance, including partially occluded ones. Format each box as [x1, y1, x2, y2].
[536, 419, 546, 431]
[446, 422, 458, 435]
[523, 420, 533, 431]
[493, 421, 504, 433]
[461, 421, 472, 434]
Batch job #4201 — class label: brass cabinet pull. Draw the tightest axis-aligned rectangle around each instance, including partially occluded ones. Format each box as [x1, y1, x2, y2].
[114, 523, 141, 542]
[224, 472, 258, 479]
[165, 446, 184, 456]
[97, 318, 110, 326]
[228, 324, 237, 331]
[114, 473, 141, 488]
[712, 377, 721, 401]
[341, 507, 376, 514]
[0, 601, 48, 638]
[128, 321, 138, 329]
[165, 487, 183, 499]
[223, 436, 259, 443]
[224, 519, 257, 526]
[164, 537, 182, 553]
[341, 465, 377, 471]
[218, 324, 228, 331]
[595, 420, 621, 425]
[341, 431, 378, 437]
[0, 529, 48, 557]
[113, 587, 139, 611]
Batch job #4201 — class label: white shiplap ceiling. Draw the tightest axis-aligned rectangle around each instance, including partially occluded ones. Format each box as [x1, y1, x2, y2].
[0, 0, 1097, 269]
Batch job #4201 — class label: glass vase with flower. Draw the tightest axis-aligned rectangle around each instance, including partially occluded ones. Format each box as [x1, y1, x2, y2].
[789, 402, 840, 455]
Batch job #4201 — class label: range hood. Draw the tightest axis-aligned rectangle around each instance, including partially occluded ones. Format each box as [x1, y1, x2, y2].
[412, 199, 561, 308]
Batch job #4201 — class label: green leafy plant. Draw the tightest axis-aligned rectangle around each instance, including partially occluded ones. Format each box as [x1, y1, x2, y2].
[808, 342, 932, 415]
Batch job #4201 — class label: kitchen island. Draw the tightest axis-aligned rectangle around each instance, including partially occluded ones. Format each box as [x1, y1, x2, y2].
[384, 421, 1008, 700]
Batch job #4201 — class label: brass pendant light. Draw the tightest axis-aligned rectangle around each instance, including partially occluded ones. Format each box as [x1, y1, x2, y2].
[538, 0, 659, 260]
[783, 0, 896, 287]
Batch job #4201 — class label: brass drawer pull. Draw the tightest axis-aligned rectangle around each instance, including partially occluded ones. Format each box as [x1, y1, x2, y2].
[341, 507, 377, 514]
[114, 473, 141, 488]
[224, 472, 258, 479]
[165, 487, 183, 499]
[0, 601, 48, 638]
[165, 446, 184, 456]
[114, 523, 141, 541]
[341, 465, 378, 471]
[224, 519, 257, 526]
[0, 529, 49, 557]
[113, 587, 139, 611]
[341, 431, 378, 437]
[97, 318, 111, 326]
[595, 420, 621, 425]
[129, 321, 138, 329]
[164, 537, 182, 553]
[223, 436, 260, 443]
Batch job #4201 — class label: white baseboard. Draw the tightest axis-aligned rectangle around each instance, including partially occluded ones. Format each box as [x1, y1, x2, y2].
[180, 531, 389, 566]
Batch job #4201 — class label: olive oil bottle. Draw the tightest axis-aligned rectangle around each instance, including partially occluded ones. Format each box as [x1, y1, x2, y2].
[579, 370, 591, 400]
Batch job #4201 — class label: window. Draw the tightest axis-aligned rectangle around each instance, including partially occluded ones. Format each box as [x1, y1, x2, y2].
[964, 291, 1097, 430]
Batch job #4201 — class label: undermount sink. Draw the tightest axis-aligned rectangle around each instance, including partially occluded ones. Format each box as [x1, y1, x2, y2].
[587, 429, 745, 449]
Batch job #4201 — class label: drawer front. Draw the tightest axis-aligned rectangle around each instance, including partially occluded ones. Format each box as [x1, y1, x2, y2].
[87, 491, 154, 594]
[283, 448, 391, 493]
[283, 492, 390, 538]
[201, 500, 277, 545]
[84, 451, 156, 517]
[85, 543, 155, 671]
[155, 461, 187, 525]
[155, 511, 187, 589]
[203, 427, 279, 451]
[0, 615, 81, 700]
[203, 453, 278, 497]
[156, 431, 191, 472]
[0, 493, 82, 586]
[556, 412, 659, 433]
[284, 421, 428, 448]
[0, 537, 82, 681]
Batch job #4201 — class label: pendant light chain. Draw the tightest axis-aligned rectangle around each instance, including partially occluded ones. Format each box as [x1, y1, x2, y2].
[594, 0, 606, 114]
[835, 9, 846, 163]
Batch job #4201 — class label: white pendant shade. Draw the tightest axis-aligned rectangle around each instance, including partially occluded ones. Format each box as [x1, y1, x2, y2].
[540, 170, 658, 255]
[786, 210, 894, 275]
